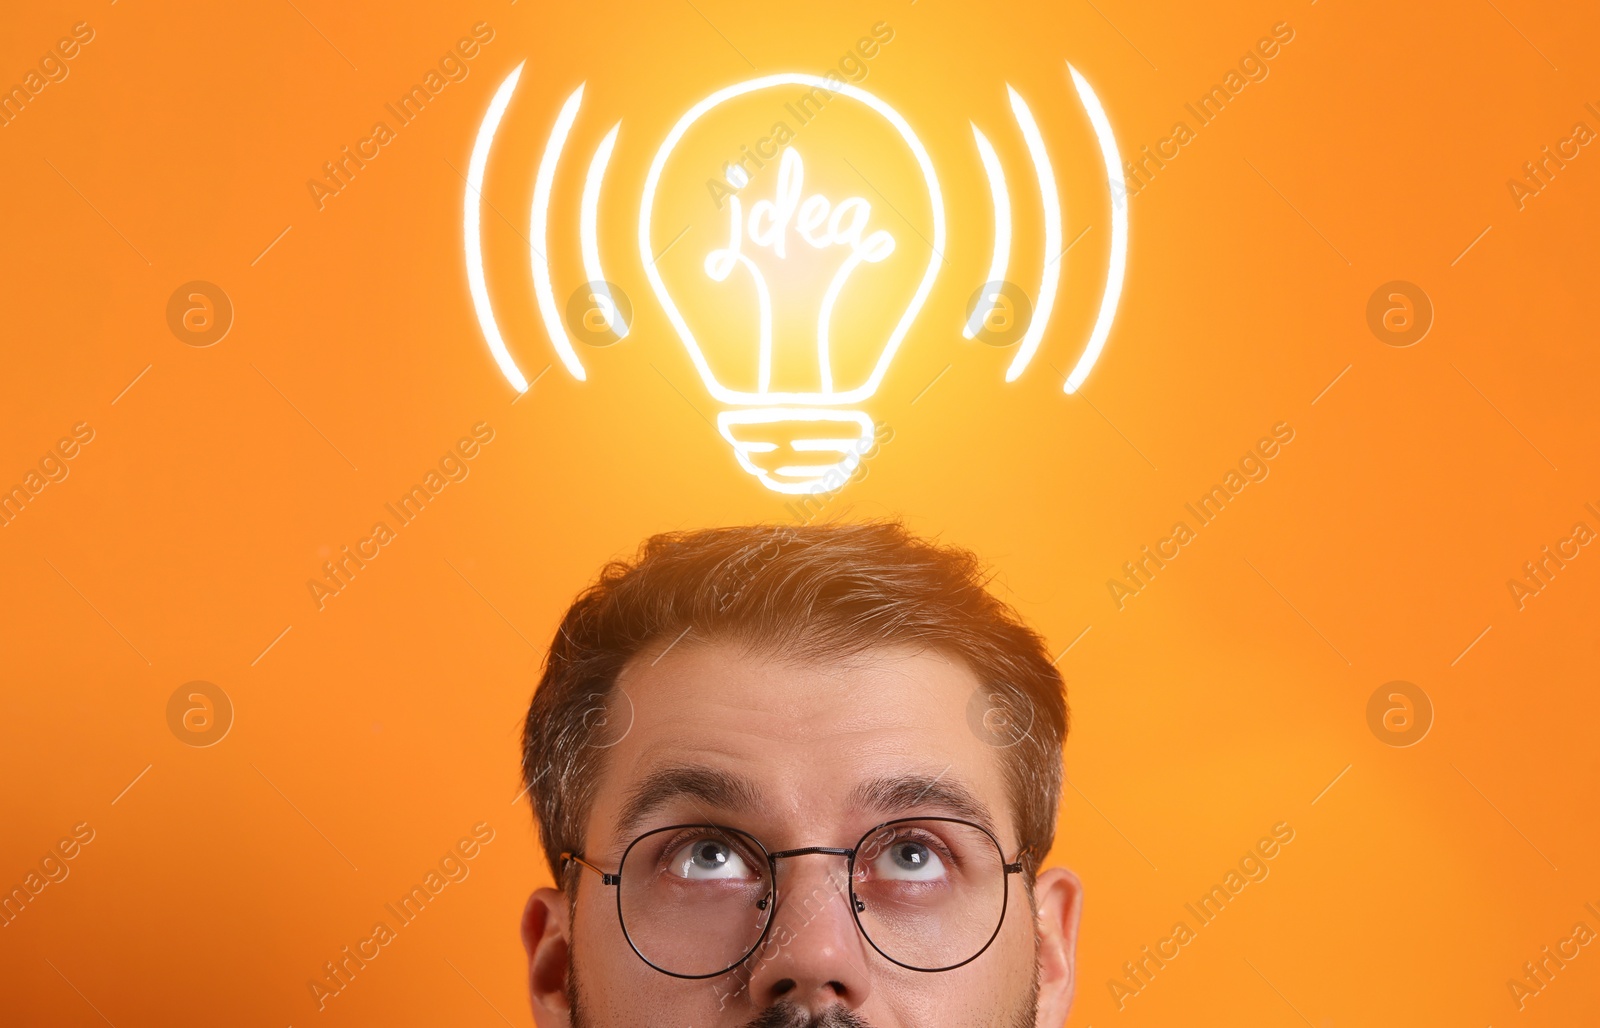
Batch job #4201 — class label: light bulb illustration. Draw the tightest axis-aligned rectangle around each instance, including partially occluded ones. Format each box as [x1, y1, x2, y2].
[639, 73, 944, 494]
[464, 62, 1126, 495]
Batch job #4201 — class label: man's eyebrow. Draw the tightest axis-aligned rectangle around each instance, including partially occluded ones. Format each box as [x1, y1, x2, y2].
[612, 764, 764, 847]
[847, 773, 999, 838]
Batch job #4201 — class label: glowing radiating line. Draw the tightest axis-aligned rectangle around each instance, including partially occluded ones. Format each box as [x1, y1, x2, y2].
[965, 125, 1011, 340]
[530, 84, 588, 381]
[1005, 86, 1061, 383]
[1063, 63, 1127, 394]
[773, 465, 833, 478]
[465, 62, 528, 393]
[580, 121, 627, 340]
[641, 74, 944, 407]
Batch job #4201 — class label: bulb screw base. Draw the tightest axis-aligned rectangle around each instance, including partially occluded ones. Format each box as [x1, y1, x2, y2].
[717, 408, 876, 495]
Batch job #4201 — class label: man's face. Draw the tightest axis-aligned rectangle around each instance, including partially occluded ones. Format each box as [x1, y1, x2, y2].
[521, 639, 1080, 1027]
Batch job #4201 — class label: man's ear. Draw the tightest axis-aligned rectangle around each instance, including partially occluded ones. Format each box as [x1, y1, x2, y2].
[1032, 867, 1083, 1025]
[522, 887, 573, 1026]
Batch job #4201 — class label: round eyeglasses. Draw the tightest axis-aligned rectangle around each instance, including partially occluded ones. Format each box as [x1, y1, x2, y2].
[561, 817, 1029, 979]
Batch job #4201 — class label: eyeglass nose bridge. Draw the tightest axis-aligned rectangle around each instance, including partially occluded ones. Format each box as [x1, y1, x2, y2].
[757, 845, 863, 913]
[765, 844, 854, 860]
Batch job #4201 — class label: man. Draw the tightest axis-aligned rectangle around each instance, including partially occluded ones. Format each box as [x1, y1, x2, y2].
[519, 522, 1081, 1027]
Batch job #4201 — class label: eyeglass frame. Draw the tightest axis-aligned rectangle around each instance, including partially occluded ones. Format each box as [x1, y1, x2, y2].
[561, 816, 1032, 980]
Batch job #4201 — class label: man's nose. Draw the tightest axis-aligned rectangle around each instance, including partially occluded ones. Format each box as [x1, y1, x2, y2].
[744, 854, 874, 1013]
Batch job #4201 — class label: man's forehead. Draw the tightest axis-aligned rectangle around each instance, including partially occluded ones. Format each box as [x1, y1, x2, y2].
[617, 634, 969, 718]
[586, 637, 1018, 847]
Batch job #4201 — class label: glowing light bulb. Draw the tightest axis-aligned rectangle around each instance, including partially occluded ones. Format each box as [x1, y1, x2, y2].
[464, 63, 1128, 496]
[640, 73, 944, 495]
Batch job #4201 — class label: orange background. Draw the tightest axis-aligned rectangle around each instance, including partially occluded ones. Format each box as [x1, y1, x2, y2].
[3, 0, 1598, 1025]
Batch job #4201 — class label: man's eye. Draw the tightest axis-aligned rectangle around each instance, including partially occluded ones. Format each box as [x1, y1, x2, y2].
[871, 840, 947, 882]
[667, 838, 755, 880]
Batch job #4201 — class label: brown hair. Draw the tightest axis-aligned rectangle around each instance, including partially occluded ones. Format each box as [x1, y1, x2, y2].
[521, 521, 1068, 882]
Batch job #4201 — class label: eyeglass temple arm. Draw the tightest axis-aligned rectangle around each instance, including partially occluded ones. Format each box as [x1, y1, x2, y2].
[1004, 846, 1035, 876]
[559, 851, 620, 886]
